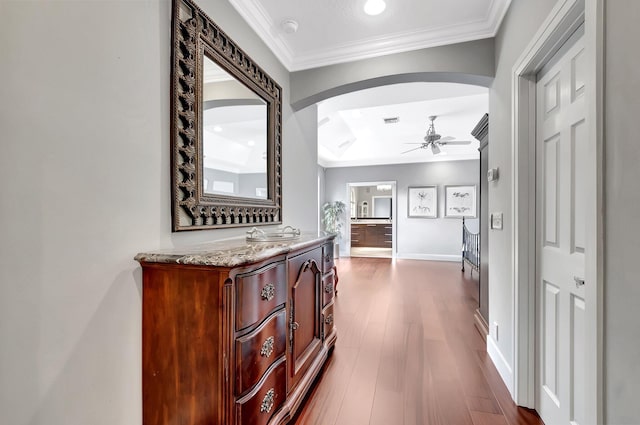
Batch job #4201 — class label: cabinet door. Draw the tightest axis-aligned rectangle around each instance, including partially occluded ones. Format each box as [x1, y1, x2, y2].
[287, 251, 323, 392]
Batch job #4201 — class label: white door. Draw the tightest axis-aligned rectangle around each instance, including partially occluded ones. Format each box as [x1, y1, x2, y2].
[536, 32, 587, 425]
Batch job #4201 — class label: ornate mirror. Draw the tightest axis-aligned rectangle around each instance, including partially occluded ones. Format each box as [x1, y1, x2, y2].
[171, 0, 282, 231]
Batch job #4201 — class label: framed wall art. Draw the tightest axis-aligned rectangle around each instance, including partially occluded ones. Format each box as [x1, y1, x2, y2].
[408, 186, 437, 218]
[444, 185, 477, 218]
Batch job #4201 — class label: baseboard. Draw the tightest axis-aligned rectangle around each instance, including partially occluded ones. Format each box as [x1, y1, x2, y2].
[395, 253, 461, 262]
[487, 336, 514, 397]
[474, 309, 489, 342]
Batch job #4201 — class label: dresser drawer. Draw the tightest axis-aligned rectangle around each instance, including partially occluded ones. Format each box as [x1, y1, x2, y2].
[235, 309, 286, 395]
[322, 271, 335, 307]
[236, 261, 287, 331]
[322, 302, 335, 341]
[322, 242, 334, 272]
[235, 357, 286, 425]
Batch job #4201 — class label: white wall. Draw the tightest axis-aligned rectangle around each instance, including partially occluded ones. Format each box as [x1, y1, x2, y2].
[283, 104, 319, 228]
[0, 1, 318, 424]
[488, 0, 558, 388]
[325, 161, 479, 260]
[603, 1, 640, 422]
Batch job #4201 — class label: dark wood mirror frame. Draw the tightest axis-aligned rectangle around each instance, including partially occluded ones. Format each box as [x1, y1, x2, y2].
[171, 0, 282, 231]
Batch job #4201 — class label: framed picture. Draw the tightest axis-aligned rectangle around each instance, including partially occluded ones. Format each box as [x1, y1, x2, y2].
[408, 186, 437, 218]
[445, 185, 477, 218]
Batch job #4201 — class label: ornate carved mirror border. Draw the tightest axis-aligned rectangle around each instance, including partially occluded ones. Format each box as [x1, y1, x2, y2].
[171, 0, 282, 231]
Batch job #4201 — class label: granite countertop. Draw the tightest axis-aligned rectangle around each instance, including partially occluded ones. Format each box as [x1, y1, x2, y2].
[134, 231, 334, 267]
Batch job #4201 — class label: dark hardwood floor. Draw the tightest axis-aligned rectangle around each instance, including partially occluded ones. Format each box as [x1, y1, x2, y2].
[290, 258, 544, 425]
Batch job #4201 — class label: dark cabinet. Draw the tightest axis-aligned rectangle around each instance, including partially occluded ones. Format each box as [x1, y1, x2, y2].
[136, 235, 337, 425]
[471, 114, 489, 338]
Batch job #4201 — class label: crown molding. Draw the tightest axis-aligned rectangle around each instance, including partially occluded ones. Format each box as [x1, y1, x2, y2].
[289, 22, 496, 71]
[487, 0, 513, 36]
[231, 0, 511, 72]
[228, 0, 294, 70]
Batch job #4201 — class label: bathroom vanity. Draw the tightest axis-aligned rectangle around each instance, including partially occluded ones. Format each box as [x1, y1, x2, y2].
[135, 233, 337, 425]
[350, 220, 393, 248]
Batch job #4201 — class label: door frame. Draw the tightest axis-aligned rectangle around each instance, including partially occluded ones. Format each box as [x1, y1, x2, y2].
[510, 0, 603, 422]
[345, 181, 397, 257]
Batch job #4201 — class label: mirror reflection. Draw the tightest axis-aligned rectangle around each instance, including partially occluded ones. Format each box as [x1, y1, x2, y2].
[202, 55, 268, 199]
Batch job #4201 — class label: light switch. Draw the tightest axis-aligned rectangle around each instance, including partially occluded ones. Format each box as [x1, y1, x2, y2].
[491, 213, 503, 230]
[487, 168, 499, 182]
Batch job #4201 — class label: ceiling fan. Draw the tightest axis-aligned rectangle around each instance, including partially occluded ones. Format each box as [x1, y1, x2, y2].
[401, 115, 472, 155]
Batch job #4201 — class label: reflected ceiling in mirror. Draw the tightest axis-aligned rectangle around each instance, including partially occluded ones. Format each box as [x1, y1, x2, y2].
[170, 0, 282, 231]
[202, 56, 268, 199]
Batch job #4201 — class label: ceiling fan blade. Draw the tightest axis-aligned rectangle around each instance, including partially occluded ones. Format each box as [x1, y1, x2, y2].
[439, 135, 455, 142]
[403, 142, 426, 145]
[440, 140, 472, 145]
[401, 146, 424, 154]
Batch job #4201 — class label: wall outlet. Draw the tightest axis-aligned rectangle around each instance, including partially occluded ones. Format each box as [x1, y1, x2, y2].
[492, 321, 499, 341]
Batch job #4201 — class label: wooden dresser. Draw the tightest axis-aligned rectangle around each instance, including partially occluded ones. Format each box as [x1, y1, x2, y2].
[135, 233, 337, 425]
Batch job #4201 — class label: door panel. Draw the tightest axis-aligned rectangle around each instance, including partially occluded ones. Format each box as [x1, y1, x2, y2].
[287, 250, 322, 392]
[543, 134, 560, 247]
[570, 295, 586, 424]
[571, 119, 587, 253]
[542, 281, 560, 405]
[536, 33, 586, 425]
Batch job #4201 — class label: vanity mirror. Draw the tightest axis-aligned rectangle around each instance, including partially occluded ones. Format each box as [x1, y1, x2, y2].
[171, 0, 282, 231]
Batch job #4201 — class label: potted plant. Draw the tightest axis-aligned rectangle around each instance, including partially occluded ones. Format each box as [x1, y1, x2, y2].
[322, 201, 346, 258]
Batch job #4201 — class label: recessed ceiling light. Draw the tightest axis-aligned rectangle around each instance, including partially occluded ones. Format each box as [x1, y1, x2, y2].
[247, 140, 255, 146]
[213, 126, 222, 132]
[364, 0, 386, 16]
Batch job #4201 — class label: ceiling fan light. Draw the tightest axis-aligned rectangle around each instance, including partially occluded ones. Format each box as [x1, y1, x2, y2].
[431, 144, 441, 155]
[364, 0, 386, 16]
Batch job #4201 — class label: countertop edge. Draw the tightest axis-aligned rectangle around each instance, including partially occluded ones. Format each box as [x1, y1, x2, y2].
[134, 233, 335, 267]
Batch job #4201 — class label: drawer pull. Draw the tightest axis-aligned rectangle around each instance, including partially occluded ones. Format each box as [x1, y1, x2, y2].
[324, 254, 332, 262]
[260, 336, 275, 358]
[325, 282, 334, 293]
[260, 388, 275, 414]
[260, 283, 275, 301]
[324, 314, 334, 325]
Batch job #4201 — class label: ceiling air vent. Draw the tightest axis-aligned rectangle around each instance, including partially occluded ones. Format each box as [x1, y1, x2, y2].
[383, 117, 399, 124]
